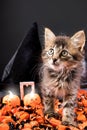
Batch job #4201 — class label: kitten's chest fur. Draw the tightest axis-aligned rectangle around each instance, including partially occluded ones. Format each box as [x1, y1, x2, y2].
[42, 67, 81, 98]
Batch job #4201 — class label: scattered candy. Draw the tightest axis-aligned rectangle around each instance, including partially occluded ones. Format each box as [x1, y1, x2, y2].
[0, 89, 87, 130]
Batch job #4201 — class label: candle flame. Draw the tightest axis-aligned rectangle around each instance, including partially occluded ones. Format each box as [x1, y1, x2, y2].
[32, 84, 35, 93]
[30, 91, 35, 98]
[29, 84, 35, 98]
[8, 91, 14, 98]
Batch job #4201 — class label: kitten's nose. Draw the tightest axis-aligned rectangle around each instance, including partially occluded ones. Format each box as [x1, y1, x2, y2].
[53, 58, 57, 65]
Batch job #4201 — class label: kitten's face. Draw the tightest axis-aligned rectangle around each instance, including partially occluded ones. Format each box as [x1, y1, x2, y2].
[42, 28, 86, 72]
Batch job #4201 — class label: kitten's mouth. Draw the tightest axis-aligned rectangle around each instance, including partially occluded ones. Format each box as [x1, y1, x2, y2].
[49, 64, 64, 72]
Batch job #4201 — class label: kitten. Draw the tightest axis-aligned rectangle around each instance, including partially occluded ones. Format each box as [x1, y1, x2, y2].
[40, 28, 86, 126]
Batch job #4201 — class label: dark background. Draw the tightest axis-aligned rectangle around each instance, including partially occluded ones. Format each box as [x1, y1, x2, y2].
[0, 0, 87, 78]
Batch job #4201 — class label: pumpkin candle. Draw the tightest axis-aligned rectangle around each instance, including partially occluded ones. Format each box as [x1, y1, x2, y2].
[2, 91, 20, 107]
[24, 88, 41, 107]
[20, 82, 41, 107]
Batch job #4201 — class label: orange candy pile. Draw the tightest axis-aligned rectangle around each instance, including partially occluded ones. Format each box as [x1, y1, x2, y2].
[0, 89, 87, 130]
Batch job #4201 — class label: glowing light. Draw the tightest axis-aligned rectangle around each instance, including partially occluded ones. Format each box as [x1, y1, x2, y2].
[8, 91, 14, 98]
[30, 91, 35, 98]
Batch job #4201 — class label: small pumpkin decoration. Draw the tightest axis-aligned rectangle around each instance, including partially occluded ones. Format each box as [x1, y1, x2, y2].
[2, 91, 20, 107]
[24, 91, 41, 107]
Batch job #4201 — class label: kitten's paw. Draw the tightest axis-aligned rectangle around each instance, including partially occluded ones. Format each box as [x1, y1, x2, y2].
[62, 121, 77, 127]
[45, 111, 59, 119]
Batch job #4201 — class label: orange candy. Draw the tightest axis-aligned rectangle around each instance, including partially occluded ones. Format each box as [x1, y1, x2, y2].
[82, 98, 87, 107]
[47, 117, 61, 127]
[0, 123, 9, 130]
[77, 114, 86, 122]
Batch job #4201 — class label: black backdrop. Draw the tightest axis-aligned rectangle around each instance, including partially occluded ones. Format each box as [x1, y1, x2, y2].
[0, 0, 87, 78]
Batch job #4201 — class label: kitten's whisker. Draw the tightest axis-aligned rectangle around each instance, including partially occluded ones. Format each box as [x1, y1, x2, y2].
[30, 64, 40, 80]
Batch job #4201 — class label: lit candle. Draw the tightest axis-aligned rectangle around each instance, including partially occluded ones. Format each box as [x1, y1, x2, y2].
[20, 82, 41, 107]
[2, 91, 20, 107]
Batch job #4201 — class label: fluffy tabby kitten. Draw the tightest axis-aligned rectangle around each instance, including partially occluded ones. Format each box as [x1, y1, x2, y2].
[40, 28, 86, 126]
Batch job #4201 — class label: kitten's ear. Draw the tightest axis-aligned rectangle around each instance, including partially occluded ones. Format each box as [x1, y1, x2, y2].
[45, 28, 55, 47]
[71, 30, 86, 51]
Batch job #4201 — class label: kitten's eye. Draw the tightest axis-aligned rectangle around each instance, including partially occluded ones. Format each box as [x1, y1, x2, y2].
[61, 50, 68, 57]
[48, 48, 54, 55]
